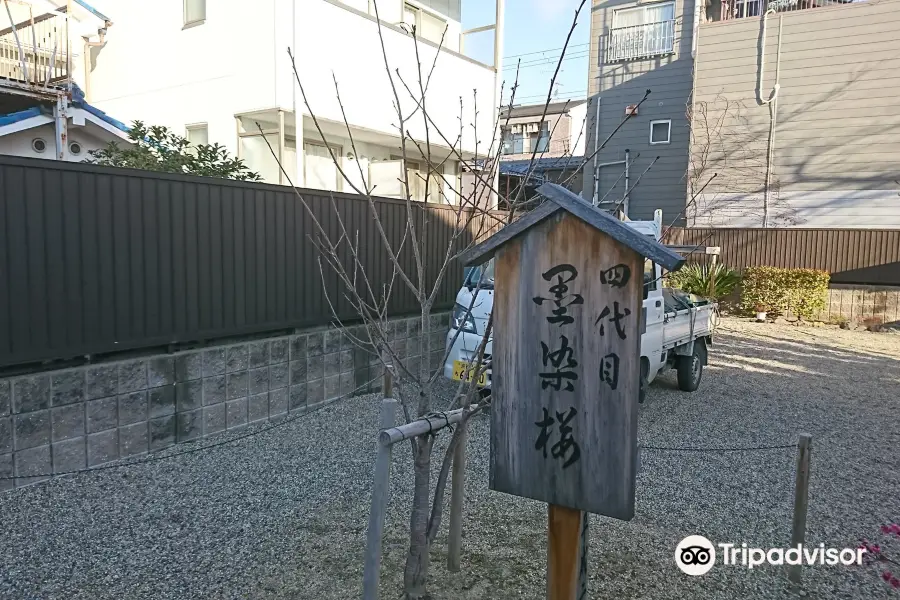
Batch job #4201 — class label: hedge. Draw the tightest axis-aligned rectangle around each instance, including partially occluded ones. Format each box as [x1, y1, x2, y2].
[740, 267, 830, 319]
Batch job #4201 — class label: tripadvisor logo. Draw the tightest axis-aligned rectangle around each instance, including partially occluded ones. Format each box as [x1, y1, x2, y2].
[675, 535, 867, 576]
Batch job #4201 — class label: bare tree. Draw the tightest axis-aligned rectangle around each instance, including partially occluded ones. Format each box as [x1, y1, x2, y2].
[687, 93, 798, 226]
[255, 2, 649, 597]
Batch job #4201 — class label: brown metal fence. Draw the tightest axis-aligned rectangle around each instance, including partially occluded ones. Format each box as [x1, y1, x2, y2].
[665, 227, 900, 286]
[0, 156, 503, 369]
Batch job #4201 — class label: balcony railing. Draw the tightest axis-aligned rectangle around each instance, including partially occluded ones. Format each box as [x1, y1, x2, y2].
[713, 0, 860, 21]
[0, 10, 70, 90]
[606, 20, 676, 62]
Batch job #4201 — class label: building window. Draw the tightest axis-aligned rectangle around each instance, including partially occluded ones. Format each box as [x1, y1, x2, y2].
[733, 0, 762, 18]
[607, 1, 675, 62]
[402, 2, 448, 44]
[649, 120, 671, 144]
[184, 0, 205, 26]
[501, 129, 524, 155]
[186, 124, 208, 147]
[531, 122, 550, 153]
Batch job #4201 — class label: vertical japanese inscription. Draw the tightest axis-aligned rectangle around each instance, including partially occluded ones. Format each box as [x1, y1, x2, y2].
[594, 264, 632, 390]
[532, 264, 582, 469]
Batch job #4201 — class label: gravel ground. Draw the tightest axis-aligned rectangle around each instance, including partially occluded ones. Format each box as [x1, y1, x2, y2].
[1, 317, 898, 599]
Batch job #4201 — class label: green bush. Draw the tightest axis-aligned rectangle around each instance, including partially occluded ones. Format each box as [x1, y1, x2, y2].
[666, 263, 741, 299]
[740, 266, 829, 319]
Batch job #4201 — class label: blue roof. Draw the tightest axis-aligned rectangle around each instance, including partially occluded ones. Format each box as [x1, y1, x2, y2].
[74, 0, 111, 23]
[0, 107, 44, 127]
[0, 85, 129, 134]
[72, 85, 129, 133]
[500, 156, 585, 180]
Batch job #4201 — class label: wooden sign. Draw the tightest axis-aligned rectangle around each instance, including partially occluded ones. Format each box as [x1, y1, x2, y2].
[459, 183, 684, 521]
[459, 184, 683, 599]
[492, 211, 641, 518]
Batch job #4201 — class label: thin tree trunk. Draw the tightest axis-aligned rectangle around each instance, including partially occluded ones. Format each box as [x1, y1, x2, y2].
[404, 435, 434, 599]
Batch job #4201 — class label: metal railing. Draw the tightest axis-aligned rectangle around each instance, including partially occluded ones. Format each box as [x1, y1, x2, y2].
[0, 8, 69, 88]
[716, 0, 860, 21]
[606, 20, 676, 62]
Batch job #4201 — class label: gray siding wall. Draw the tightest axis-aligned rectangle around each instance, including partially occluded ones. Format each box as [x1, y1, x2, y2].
[691, 0, 900, 227]
[582, 0, 695, 222]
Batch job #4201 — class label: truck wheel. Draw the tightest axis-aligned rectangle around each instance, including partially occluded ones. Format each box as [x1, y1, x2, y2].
[677, 342, 706, 392]
[639, 359, 649, 404]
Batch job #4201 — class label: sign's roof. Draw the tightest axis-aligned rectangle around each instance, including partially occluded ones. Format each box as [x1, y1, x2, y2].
[459, 182, 685, 271]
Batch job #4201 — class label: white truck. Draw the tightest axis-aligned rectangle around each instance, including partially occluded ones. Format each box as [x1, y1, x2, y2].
[443, 213, 718, 403]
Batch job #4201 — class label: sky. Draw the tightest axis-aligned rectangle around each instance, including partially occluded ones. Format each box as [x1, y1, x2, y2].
[462, 0, 591, 106]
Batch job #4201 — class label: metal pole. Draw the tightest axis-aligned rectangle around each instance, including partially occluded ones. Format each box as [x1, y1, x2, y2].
[447, 417, 468, 572]
[788, 434, 811, 585]
[591, 96, 601, 205]
[491, 0, 505, 209]
[623, 149, 630, 217]
[362, 380, 398, 600]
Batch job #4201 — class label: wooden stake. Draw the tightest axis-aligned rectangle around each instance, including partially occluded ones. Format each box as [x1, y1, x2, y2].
[361, 390, 398, 600]
[548, 504, 588, 600]
[788, 434, 811, 585]
[447, 421, 468, 572]
[383, 365, 393, 398]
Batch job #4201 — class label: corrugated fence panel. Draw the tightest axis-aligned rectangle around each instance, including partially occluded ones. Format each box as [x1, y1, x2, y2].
[0, 156, 495, 369]
[666, 227, 900, 286]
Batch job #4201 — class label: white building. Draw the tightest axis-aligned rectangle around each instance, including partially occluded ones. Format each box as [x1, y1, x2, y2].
[0, 0, 130, 160]
[82, 0, 503, 204]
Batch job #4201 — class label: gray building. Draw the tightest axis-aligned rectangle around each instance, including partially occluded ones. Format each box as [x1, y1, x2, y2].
[583, 0, 694, 222]
[583, 0, 900, 227]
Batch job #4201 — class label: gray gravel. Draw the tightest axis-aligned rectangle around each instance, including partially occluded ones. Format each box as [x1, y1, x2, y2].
[1, 317, 898, 599]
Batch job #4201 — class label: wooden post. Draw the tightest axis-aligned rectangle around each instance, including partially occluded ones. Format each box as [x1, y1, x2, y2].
[361, 374, 398, 600]
[708, 253, 718, 298]
[383, 366, 393, 398]
[788, 434, 811, 585]
[447, 420, 467, 572]
[548, 505, 588, 600]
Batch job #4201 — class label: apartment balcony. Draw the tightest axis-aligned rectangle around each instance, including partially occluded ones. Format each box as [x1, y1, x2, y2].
[606, 20, 676, 62]
[706, 0, 859, 21]
[0, 6, 70, 98]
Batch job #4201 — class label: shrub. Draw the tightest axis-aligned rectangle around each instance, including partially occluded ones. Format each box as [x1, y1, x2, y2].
[740, 266, 829, 319]
[666, 263, 741, 300]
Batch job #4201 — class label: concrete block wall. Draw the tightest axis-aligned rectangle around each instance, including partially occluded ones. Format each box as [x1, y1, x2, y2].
[817, 285, 900, 324]
[0, 312, 450, 491]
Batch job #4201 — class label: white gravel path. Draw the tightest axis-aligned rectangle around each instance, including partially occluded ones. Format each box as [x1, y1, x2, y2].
[1, 318, 898, 599]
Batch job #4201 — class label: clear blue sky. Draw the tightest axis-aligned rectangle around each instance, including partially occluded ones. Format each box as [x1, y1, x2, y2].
[462, 0, 591, 106]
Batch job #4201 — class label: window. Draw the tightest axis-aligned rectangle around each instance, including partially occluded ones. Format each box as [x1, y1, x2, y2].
[643, 259, 658, 299]
[304, 142, 342, 191]
[650, 119, 671, 144]
[391, 158, 445, 202]
[186, 124, 208, 147]
[733, 0, 761, 18]
[607, 1, 675, 61]
[531, 122, 550, 153]
[184, 0, 205, 25]
[501, 129, 524, 155]
[402, 2, 448, 44]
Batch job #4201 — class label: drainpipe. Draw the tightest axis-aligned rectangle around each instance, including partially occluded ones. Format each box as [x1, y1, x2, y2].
[82, 26, 108, 103]
[492, 0, 505, 209]
[54, 93, 69, 160]
[591, 95, 601, 204]
[623, 148, 630, 216]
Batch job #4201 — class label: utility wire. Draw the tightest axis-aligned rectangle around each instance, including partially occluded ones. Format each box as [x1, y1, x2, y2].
[1, 375, 382, 482]
[504, 42, 590, 60]
[503, 51, 591, 70]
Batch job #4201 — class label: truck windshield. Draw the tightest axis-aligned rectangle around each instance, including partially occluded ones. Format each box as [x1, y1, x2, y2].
[465, 260, 495, 289]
